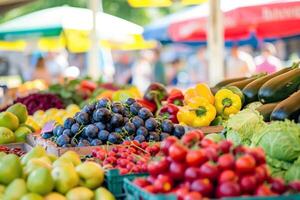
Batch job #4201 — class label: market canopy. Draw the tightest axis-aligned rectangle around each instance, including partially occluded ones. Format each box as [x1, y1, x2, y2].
[0, 6, 156, 52]
[128, 0, 207, 7]
[169, 0, 300, 42]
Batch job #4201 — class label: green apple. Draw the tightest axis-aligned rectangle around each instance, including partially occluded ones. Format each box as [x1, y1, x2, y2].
[52, 163, 79, 194]
[3, 178, 27, 200]
[66, 187, 94, 200]
[0, 152, 6, 160]
[48, 153, 58, 162]
[76, 162, 104, 189]
[27, 168, 54, 195]
[0, 111, 19, 131]
[21, 146, 46, 165]
[14, 126, 32, 142]
[94, 187, 115, 200]
[59, 151, 81, 166]
[20, 193, 43, 200]
[0, 127, 16, 144]
[0, 184, 6, 194]
[24, 157, 52, 177]
[45, 192, 67, 200]
[0, 154, 22, 185]
[7, 103, 28, 124]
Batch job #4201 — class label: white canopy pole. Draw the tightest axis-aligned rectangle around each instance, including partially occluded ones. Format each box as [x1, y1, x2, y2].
[88, 0, 101, 79]
[208, 0, 224, 86]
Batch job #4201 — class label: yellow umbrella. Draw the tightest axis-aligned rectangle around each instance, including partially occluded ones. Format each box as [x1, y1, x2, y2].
[128, 0, 207, 7]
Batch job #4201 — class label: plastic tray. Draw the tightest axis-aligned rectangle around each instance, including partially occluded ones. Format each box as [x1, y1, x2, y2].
[105, 169, 148, 200]
[124, 179, 300, 200]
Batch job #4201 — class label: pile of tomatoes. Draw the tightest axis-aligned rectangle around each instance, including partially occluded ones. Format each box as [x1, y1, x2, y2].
[133, 130, 300, 199]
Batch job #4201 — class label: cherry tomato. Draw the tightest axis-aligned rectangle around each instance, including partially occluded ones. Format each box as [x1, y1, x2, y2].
[235, 155, 256, 174]
[240, 175, 257, 194]
[186, 149, 207, 167]
[216, 182, 241, 198]
[199, 162, 219, 181]
[217, 153, 235, 170]
[190, 179, 213, 197]
[218, 170, 238, 183]
[160, 136, 178, 156]
[184, 192, 202, 200]
[169, 143, 188, 162]
[255, 184, 276, 196]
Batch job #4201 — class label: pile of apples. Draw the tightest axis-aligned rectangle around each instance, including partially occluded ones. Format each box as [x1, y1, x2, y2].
[91, 141, 160, 175]
[133, 130, 300, 200]
[0, 146, 115, 200]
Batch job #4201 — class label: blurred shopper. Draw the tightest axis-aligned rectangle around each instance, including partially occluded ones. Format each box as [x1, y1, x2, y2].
[32, 56, 51, 83]
[226, 46, 255, 78]
[114, 53, 133, 85]
[167, 58, 183, 86]
[186, 47, 209, 84]
[255, 43, 282, 74]
[153, 49, 167, 85]
[132, 51, 153, 92]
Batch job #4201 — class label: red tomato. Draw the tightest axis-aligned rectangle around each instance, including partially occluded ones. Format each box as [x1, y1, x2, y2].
[247, 148, 266, 165]
[133, 178, 150, 188]
[255, 184, 277, 196]
[203, 147, 218, 162]
[160, 136, 178, 156]
[190, 179, 213, 197]
[199, 162, 219, 181]
[186, 149, 207, 167]
[216, 182, 241, 198]
[169, 143, 188, 162]
[288, 181, 300, 192]
[181, 130, 203, 147]
[184, 167, 200, 182]
[154, 174, 173, 193]
[270, 178, 286, 194]
[218, 170, 238, 183]
[218, 140, 233, 153]
[240, 175, 257, 194]
[169, 162, 186, 180]
[217, 153, 235, 170]
[255, 165, 268, 184]
[235, 155, 256, 174]
[175, 187, 190, 200]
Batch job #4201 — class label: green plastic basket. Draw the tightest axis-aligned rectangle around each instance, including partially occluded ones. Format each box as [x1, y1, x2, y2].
[124, 179, 300, 200]
[105, 169, 148, 200]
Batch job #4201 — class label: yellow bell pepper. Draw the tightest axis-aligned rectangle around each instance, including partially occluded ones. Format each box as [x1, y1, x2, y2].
[215, 88, 242, 117]
[184, 83, 214, 104]
[177, 97, 216, 127]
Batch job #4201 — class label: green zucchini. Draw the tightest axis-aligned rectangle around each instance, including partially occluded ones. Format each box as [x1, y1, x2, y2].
[258, 68, 300, 103]
[270, 91, 300, 121]
[214, 77, 248, 88]
[242, 67, 293, 104]
[256, 103, 279, 122]
[227, 74, 266, 90]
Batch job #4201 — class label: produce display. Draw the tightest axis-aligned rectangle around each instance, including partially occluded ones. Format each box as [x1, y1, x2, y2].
[0, 146, 115, 200]
[42, 98, 185, 147]
[91, 141, 161, 174]
[131, 130, 300, 199]
[0, 103, 33, 144]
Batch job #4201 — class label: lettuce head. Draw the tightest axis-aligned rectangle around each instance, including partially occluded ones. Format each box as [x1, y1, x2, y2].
[225, 109, 265, 145]
[252, 120, 300, 163]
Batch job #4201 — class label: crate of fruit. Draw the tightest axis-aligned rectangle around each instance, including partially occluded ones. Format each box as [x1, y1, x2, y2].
[124, 179, 300, 200]
[89, 141, 161, 199]
[0, 142, 32, 156]
[105, 169, 148, 200]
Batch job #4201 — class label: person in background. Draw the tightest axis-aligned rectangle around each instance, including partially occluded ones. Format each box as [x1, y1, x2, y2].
[114, 53, 133, 85]
[226, 46, 256, 78]
[153, 48, 167, 85]
[186, 47, 209, 84]
[255, 43, 282, 74]
[131, 51, 153, 92]
[166, 58, 183, 86]
[32, 56, 51, 83]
